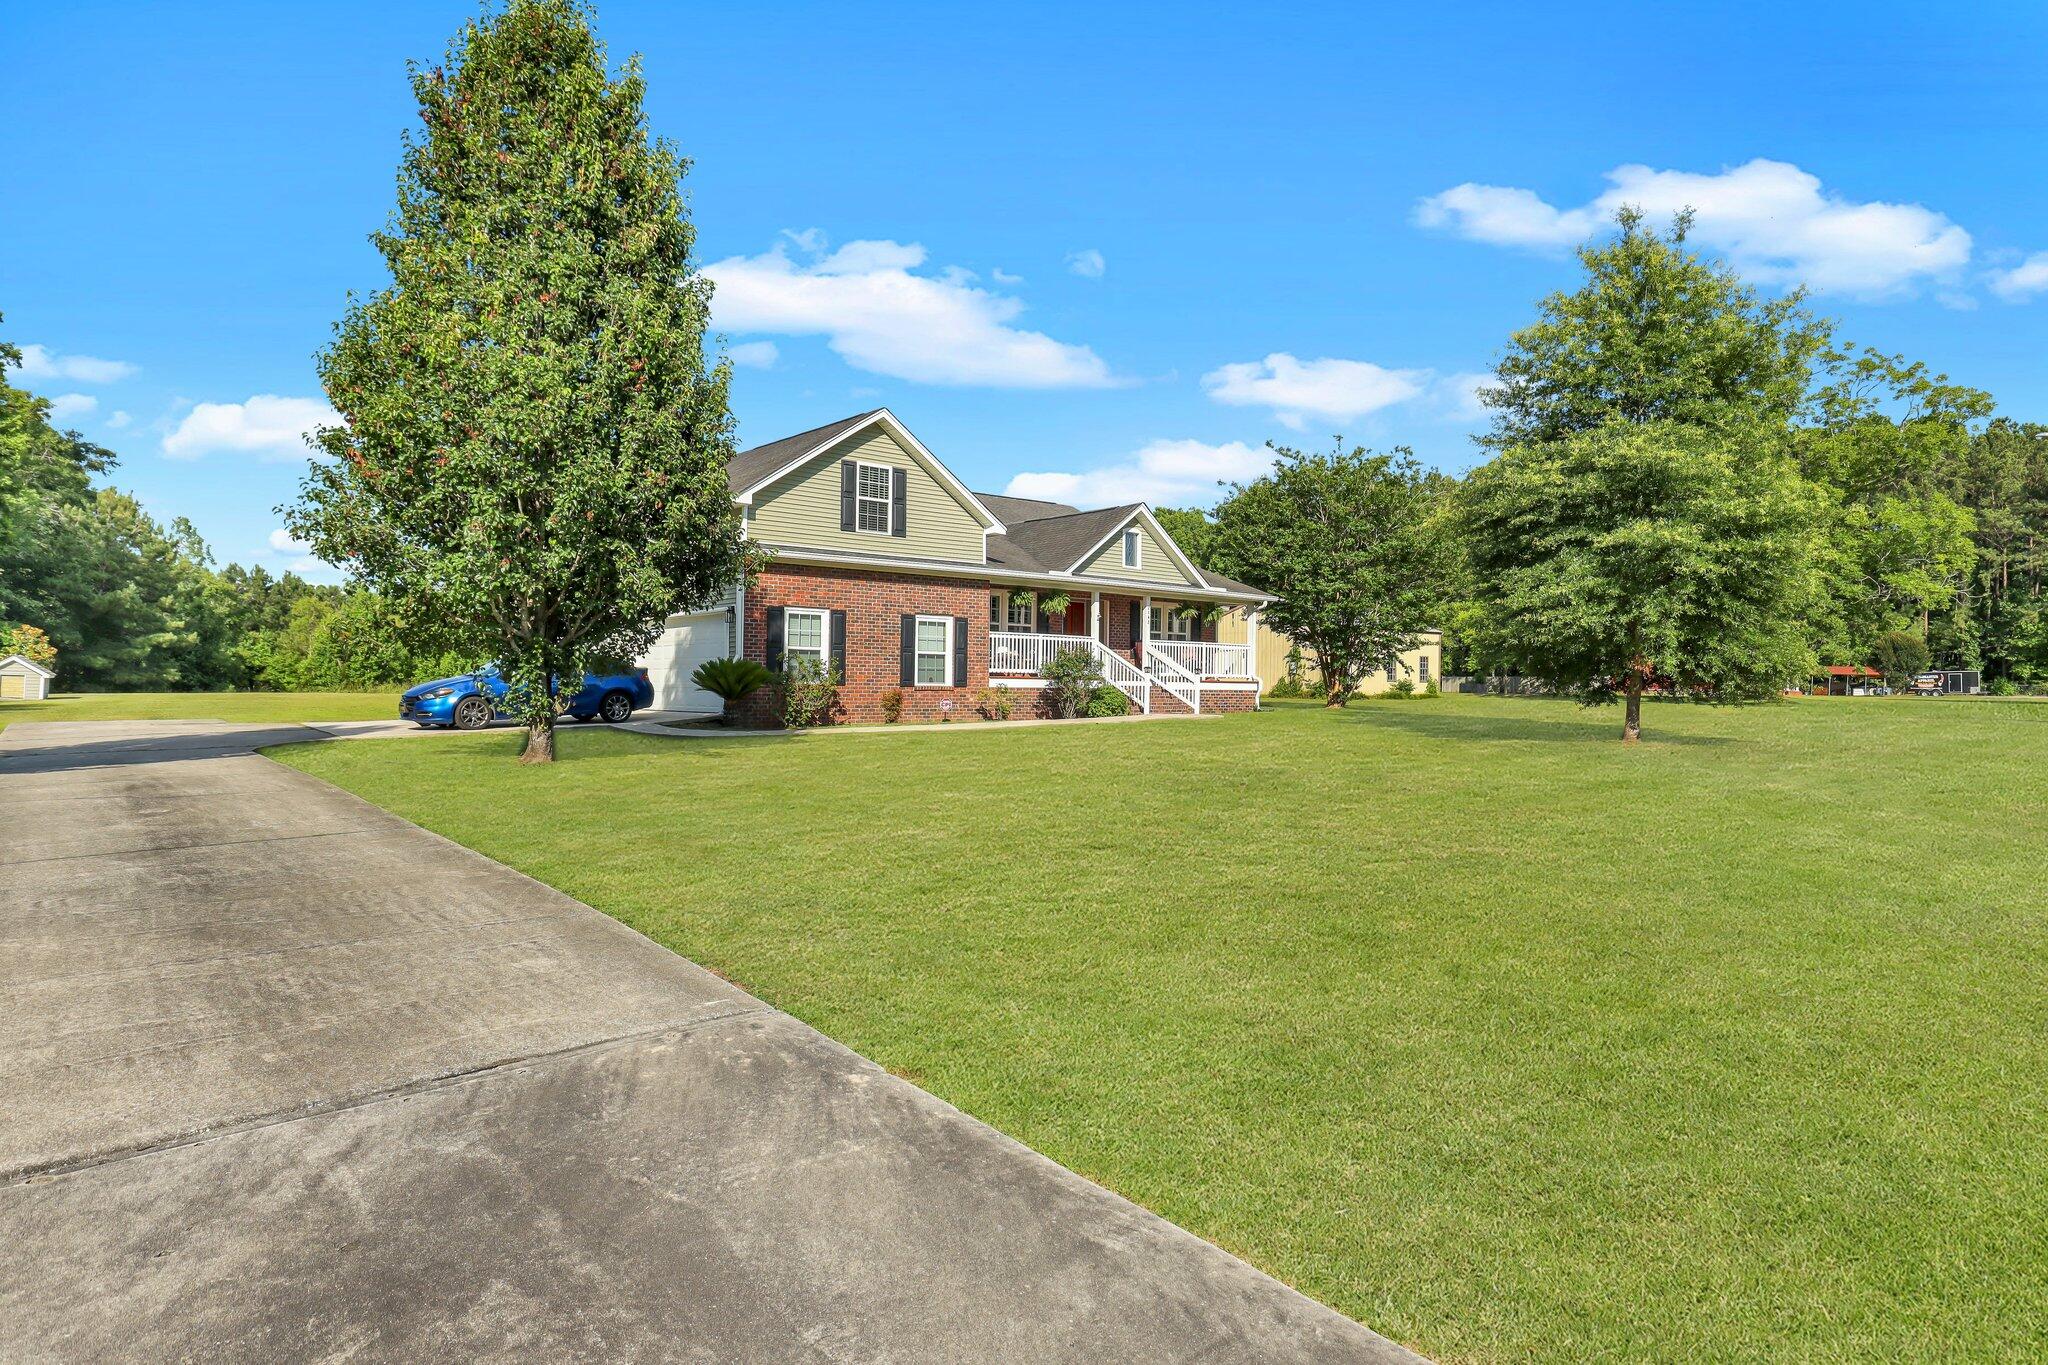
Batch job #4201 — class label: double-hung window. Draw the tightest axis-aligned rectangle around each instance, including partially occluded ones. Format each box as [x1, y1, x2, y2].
[1149, 606, 1193, 641]
[784, 609, 828, 667]
[1006, 596, 1035, 631]
[914, 615, 952, 685]
[855, 462, 893, 534]
[1122, 528, 1141, 568]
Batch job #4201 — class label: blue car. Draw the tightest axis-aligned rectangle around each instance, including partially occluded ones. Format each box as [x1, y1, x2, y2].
[399, 663, 654, 730]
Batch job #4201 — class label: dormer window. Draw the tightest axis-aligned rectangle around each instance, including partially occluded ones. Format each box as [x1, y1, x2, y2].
[1122, 528, 1141, 568]
[856, 463, 893, 534]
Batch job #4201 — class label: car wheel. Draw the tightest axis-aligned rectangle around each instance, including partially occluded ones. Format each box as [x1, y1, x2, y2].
[452, 697, 491, 730]
[597, 690, 634, 723]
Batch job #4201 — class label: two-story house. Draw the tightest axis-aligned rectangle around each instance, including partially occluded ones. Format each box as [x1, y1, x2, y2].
[637, 409, 1272, 725]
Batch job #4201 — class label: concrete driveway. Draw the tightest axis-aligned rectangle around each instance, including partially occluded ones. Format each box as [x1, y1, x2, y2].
[0, 720, 1418, 1363]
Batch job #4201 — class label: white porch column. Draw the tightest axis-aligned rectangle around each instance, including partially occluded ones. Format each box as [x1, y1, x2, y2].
[1140, 594, 1151, 658]
[1090, 590, 1101, 641]
[1246, 607, 1261, 709]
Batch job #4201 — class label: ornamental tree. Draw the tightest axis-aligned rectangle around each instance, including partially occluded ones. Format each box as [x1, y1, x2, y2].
[1210, 443, 1448, 706]
[1454, 421, 1823, 741]
[288, 0, 750, 762]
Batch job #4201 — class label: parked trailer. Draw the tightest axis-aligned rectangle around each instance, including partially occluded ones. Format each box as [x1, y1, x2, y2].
[1910, 669, 1982, 696]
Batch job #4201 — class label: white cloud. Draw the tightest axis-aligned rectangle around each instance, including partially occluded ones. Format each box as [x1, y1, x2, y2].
[258, 527, 335, 579]
[727, 340, 779, 369]
[105, 410, 132, 429]
[991, 267, 1023, 285]
[1989, 252, 2048, 301]
[1203, 353, 1430, 430]
[1006, 438, 1270, 509]
[13, 343, 137, 384]
[704, 232, 1118, 388]
[47, 393, 97, 421]
[1416, 158, 1972, 298]
[1065, 248, 1106, 279]
[1438, 371, 1498, 421]
[162, 394, 337, 461]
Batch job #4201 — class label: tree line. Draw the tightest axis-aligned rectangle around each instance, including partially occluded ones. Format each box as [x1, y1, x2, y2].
[0, 326, 464, 692]
[1170, 210, 2048, 736]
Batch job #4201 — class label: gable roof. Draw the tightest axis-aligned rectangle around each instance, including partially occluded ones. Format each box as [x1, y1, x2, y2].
[989, 504, 1142, 575]
[0, 653, 55, 678]
[726, 409, 1004, 531]
[726, 413, 1268, 600]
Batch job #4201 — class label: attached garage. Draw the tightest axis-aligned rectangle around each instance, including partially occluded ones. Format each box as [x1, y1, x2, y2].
[0, 654, 55, 701]
[638, 611, 731, 713]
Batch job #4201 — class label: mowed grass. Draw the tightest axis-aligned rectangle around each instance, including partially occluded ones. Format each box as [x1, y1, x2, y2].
[272, 697, 2048, 1363]
[0, 690, 401, 734]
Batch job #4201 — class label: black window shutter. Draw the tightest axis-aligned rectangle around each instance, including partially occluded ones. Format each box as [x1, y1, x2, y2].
[765, 607, 786, 672]
[899, 615, 916, 686]
[952, 616, 968, 687]
[1128, 601, 1140, 645]
[829, 610, 847, 679]
[839, 460, 856, 532]
[890, 467, 908, 538]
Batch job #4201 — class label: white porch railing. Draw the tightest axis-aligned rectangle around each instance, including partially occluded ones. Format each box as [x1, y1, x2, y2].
[989, 631, 1095, 676]
[1146, 640, 1253, 679]
[1090, 641, 1153, 713]
[1142, 644, 1202, 713]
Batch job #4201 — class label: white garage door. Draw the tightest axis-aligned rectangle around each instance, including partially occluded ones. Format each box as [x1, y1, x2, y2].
[640, 613, 729, 713]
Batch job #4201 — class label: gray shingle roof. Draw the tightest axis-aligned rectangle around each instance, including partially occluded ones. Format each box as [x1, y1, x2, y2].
[988, 504, 1141, 576]
[973, 492, 1079, 526]
[725, 410, 882, 494]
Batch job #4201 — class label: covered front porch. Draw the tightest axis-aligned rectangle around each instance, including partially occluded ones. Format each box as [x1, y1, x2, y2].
[985, 588, 1261, 715]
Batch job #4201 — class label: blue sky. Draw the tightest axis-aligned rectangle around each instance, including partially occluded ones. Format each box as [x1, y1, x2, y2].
[8, 1, 2048, 581]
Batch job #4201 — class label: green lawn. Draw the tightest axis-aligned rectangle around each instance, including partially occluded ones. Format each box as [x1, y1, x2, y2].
[0, 690, 401, 734]
[271, 697, 2047, 1363]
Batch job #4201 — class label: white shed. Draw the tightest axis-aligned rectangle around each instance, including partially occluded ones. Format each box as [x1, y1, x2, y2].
[0, 654, 55, 701]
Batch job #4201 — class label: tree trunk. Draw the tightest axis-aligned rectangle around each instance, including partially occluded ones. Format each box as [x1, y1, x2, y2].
[1324, 682, 1349, 708]
[1622, 674, 1642, 744]
[520, 712, 556, 764]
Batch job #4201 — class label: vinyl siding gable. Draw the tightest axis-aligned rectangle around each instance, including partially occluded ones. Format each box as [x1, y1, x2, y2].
[1079, 517, 1197, 587]
[747, 427, 985, 565]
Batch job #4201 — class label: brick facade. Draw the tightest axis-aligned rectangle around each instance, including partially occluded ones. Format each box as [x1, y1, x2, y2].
[736, 562, 989, 726]
[731, 562, 1242, 728]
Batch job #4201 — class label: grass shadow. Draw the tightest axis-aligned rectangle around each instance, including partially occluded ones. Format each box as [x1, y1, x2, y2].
[1332, 698, 1740, 747]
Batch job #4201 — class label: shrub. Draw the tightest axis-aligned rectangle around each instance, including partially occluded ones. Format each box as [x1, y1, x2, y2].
[975, 685, 1016, 720]
[1423, 679, 1441, 697]
[690, 657, 774, 721]
[1085, 685, 1131, 717]
[879, 688, 904, 723]
[1988, 677, 2018, 696]
[1391, 678, 1416, 698]
[777, 656, 840, 729]
[1041, 646, 1103, 719]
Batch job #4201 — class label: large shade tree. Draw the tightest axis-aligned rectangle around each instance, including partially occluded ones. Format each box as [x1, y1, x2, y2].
[1457, 211, 1833, 739]
[1482, 207, 1831, 449]
[1210, 443, 1447, 706]
[289, 0, 750, 762]
[1457, 421, 1822, 740]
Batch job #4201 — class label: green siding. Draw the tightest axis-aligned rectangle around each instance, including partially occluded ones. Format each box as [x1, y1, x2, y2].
[747, 427, 986, 564]
[1079, 518, 1197, 586]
